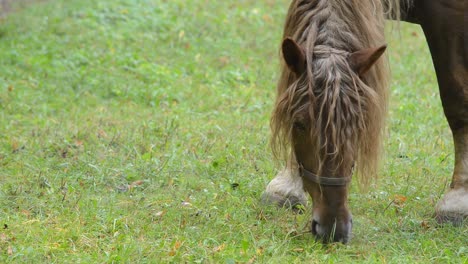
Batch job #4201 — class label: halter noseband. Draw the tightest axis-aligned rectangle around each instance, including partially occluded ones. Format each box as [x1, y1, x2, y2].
[299, 165, 351, 187]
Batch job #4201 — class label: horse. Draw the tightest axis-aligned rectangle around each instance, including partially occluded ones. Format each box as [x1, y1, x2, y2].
[262, 0, 467, 243]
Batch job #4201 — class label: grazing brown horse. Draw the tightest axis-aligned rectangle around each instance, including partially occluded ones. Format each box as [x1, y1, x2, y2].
[262, 0, 467, 243]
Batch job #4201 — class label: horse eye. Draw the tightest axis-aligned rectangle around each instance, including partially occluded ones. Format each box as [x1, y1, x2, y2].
[293, 121, 306, 131]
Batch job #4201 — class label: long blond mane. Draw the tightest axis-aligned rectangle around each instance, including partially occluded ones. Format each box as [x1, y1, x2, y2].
[271, 0, 412, 184]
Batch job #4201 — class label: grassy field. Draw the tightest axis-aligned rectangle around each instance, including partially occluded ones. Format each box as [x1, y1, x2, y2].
[0, 0, 466, 263]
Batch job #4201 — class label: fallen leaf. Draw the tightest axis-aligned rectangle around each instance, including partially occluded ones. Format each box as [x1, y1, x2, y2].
[7, 246, 13, 256]
[21, 210, 31, 217]
[169, 241, 183, 256]
[129, 180, 144, 188]
[421, 221, 430, 230]
[74, 140, 84, 147]
[97, 130, 107, 138]
[262, 14, 272, 23]
[393, 194, 407, 206]
[11, 141, 18, 152]
[213, 243, 225, 252]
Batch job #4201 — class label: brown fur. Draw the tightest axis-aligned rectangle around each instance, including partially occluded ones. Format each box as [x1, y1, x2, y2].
[271, 0, 411, 184]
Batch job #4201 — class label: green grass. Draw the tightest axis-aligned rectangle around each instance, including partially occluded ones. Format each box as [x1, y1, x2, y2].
[0, 0, 466, 263]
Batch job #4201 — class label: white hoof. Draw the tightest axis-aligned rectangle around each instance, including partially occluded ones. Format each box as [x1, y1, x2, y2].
[261, 169, 308, 210]
[435, 187, 468, 225]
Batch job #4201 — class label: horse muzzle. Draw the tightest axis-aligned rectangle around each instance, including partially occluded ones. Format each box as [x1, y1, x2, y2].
[311, 214, 353, 244]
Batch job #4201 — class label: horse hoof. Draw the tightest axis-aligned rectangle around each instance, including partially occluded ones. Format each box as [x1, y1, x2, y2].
[262, 169, 308, 212]
[261, 192, 307, 212]
[435, 187, 468, 226]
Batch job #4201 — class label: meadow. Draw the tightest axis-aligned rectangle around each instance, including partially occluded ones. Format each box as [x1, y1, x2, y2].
[0, 0, 466, 263]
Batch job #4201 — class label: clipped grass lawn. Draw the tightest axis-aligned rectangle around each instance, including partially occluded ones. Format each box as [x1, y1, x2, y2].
[0, 0, 466, 263]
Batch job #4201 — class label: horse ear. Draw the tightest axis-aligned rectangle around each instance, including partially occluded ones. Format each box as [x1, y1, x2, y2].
[282, 38, 306, 74]
[349, 44, 387, 76]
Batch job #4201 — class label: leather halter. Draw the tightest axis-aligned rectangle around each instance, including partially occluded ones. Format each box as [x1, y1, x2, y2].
[299, 165, 351, 187]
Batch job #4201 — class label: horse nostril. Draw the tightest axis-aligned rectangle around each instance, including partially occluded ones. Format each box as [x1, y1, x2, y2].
[311, 219, 319, 235]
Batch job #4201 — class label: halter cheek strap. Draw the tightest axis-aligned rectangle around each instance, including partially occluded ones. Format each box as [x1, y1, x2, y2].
[299, 166, 351, 187]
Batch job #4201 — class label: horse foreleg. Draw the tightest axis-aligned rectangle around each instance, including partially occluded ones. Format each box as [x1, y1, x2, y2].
[262, 168, 308, 210]
[413, 0, 468, 225]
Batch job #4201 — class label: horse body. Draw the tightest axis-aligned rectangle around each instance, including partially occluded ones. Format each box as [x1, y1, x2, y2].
[263, 0, 468, 243]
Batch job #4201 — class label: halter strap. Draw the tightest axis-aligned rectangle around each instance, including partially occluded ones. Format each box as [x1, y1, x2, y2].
[299, 166, 351, 187]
